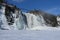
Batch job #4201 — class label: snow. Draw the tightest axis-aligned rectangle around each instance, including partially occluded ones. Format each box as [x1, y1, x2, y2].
[0, 3, 60, 40]
[57, 16, 60, 25]
[0, 30, 60, 40]
[0, 5, 60, 30]
[28, 26, 60, 30]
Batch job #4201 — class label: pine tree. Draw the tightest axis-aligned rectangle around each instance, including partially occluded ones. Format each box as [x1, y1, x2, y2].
[0, 0, 6, 3]
[0, 0, 3, 3]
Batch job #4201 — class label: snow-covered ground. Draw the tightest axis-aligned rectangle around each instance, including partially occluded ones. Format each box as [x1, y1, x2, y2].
[0, 5, 60, 40]
[0, 30, 60, 40]
[0, 6, 60, 30]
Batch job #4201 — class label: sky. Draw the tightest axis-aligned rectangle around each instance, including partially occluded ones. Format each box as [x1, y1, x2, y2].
[7, 0, 60, 15]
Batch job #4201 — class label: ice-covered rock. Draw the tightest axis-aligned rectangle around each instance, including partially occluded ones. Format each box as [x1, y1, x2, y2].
[0, 2, 60, 30]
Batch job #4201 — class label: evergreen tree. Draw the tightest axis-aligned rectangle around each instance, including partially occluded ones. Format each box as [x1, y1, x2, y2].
[0, 0, 6, 3]
[0, 0, 4, 3]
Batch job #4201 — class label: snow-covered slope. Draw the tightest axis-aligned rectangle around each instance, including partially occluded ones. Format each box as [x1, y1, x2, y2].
[0, 4, 27, 30]
[0, 3, 60, 30]
[0, 30, 60, 40]
[25, 13, 60, 30]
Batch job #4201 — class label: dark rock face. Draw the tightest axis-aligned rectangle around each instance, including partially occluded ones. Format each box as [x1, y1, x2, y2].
[42, 13, 58, 27]
[5, 5, 15, 25]
[29, 10, 58, 27]
[29, 10, 42, 16]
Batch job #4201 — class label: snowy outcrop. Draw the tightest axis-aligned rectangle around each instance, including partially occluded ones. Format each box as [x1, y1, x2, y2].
[0, 3, 27, 30]
[25, 13, 46, 30]
[0, 2, 60, 30]
[57, 15, 60, 26]
[29, 10, 58, 27]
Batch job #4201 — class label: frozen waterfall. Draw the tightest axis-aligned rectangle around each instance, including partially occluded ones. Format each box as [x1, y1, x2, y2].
[25, 13, 47, 30]
[0, 5, 60, 30]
